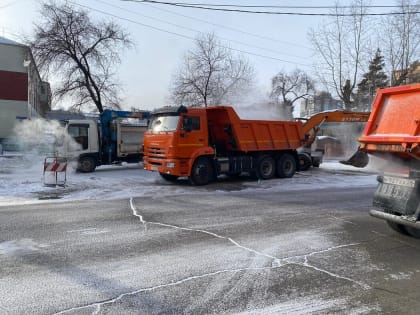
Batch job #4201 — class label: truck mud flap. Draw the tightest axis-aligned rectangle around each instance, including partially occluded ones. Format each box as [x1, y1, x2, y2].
[369, 209, 420, 229]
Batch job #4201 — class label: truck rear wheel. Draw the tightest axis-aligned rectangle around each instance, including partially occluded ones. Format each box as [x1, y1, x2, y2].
[190, 157, 214, 185]
[256, 155, 276, 179]
[160, 173, 179, 182]
[298, 153, 312, 171]
[277, 154, 296, 178]
[77, 157, 96, 173]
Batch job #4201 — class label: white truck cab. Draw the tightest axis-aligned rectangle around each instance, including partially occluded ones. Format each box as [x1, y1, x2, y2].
[66, 120, 99, 154]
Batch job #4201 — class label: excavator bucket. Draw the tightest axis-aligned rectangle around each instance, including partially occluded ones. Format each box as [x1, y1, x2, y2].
[339, 149, 369, 168]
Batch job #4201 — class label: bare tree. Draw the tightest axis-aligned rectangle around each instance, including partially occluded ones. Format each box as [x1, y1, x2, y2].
[171, 33, 254, 107]
[309, 0, 370, 109]
[31, 2, 132, 113]
[381, 0, 419, 86]
[270, 69, 315, 119]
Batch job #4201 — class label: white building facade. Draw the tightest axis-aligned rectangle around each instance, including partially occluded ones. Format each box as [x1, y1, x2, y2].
[0, 37, 51, 142]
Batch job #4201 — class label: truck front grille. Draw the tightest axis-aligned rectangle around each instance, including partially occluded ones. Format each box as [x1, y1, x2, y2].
[147, 147, 166, 159]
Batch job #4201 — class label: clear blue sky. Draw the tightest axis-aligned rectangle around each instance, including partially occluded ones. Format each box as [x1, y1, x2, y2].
[0, 0, 397, 111]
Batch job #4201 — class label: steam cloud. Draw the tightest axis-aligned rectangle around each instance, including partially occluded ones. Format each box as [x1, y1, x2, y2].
[12, 118, 80, 155]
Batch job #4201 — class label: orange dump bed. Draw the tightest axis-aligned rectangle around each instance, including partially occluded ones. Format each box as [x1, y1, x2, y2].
[206, 106, 304, 152]
[359, 84, 420, 160]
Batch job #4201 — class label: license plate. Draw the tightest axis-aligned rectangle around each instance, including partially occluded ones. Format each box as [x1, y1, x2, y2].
[151, 166, 158, 171]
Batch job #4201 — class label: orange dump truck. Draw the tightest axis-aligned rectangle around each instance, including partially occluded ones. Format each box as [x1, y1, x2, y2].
[143, 105, 369, 185]
[356, 84, 420, 238]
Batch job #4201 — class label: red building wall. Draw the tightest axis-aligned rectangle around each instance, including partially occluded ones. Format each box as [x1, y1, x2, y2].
[0, 70, 28, 101]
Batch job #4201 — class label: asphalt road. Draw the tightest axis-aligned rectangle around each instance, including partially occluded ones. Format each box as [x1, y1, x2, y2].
[1, 181, 420, 314]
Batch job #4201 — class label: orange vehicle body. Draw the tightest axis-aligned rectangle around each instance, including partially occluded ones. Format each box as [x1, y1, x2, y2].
[358, 84, 420, 160]
[356, 84, 420, 237]
[144, 106, 303, 182]
[143, 105, 369, 185]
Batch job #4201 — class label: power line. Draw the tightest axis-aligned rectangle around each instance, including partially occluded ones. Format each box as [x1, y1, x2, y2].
[122, 0, 420, 16]
[95, 0, 310, 60]
[0, 0, 22, 9]
[135, 2, 312, 49]
[68, 1, 311, 67]
[128, 3, 403, 9]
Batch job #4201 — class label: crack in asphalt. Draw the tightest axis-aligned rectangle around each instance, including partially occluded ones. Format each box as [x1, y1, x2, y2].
[130, 198, 279, 264]
[54, 265, 291, 315]
[280, 243, 370, 289]
[328, 216, 420, 250]
[372, 286, 402, 296]
[53, 197, 371, 314]
[129, 198, 370, 288]
[299, 259, 370, 290]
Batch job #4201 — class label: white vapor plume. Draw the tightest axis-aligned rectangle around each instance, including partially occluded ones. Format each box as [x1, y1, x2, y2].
[12, 118, 81, 155]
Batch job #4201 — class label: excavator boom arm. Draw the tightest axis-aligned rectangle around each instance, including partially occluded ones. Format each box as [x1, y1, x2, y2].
[298, 110, 370, 147]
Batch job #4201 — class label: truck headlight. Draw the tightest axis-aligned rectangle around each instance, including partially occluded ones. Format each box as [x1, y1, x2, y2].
[166, 162, 175, 168]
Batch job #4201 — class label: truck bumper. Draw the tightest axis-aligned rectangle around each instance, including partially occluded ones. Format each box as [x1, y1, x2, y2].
[144, 157, 191, 177]
[370, 174, 420, 227]
[373, 175, 419, 214]
[370, 209, 420, 228]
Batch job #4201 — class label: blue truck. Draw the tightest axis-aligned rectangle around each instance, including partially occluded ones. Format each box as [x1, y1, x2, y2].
[64, 109, 151, 172]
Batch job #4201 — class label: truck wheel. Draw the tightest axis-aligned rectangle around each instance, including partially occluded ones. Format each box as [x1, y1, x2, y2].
[298, 153, 312, 171]
[190, 157, 214, 185]
[404, 226, 420, 239]
[277, 154, 296, 178]
[77, 157, 96, 173]
[386, 221, 409, 235]
[160, 173, 179, 182]
[256, 155, 276, 179]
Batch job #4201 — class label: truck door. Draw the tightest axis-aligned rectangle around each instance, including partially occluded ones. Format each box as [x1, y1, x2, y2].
[178, 115, 207, 157]
[67, 123, 90, 153]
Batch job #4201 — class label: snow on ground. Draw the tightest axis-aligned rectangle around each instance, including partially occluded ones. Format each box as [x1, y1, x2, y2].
[0, 152, 377, 206]
[0, 154, 382, 314]
[235, 294, 380, 315]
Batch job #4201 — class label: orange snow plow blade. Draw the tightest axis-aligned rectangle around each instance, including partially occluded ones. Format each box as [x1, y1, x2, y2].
[339, 149, 369, 168]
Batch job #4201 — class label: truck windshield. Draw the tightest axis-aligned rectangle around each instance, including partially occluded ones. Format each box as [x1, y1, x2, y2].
[148, 115, 180, 132]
